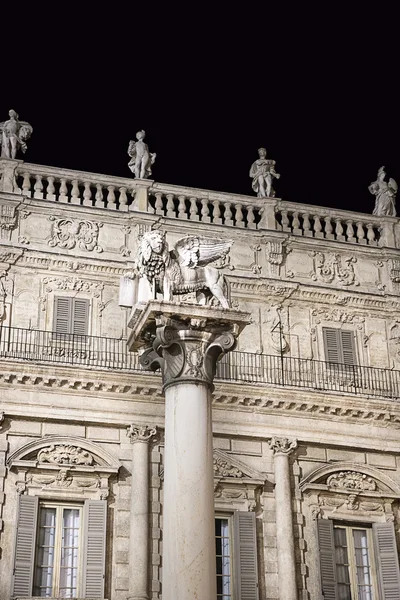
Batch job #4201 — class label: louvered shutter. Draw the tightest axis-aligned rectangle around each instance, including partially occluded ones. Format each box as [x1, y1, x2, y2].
[317, 519, 338, 600]
[373, 522, 400, 600]
[234, 511, 258, 600]
[82, 499, 107, 599]
[339, 330, 356, 366]
[54, 297, 72, 334]
[12, 494, 39, 597]
[323, 328, 340, 363]
[72, 298, 89, 336]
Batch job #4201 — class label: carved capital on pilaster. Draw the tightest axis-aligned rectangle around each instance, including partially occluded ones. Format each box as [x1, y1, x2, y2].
[269, 437, 298, 457]
[127, 424, 158, 443]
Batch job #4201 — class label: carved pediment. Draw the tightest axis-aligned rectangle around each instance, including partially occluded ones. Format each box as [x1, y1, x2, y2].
[300, 462, 400, 497]
[213, 449, 265, 483]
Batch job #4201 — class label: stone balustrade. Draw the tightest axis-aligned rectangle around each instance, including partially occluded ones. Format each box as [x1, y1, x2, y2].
[0, 159, 398, 246]
[275, 200, 398, 247]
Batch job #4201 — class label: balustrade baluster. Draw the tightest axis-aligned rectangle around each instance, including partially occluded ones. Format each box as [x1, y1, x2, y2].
[59, 178, 68, 202]
[154, 192, 164, 215]
[83, 182, 92, 206]
[313, 215, 324, 238]
[107, 186, 116, 209]
[46, 176, 55, 200]
[324, 216, 334, 239]
[366, 223, 376, 245]
[247, 205, 256, 229]
[22, 172, 31, 197]
[303, 212, 312, 236]
[201, 199, 211, 223]
[166, 193, 176, 217]
[356, 221, 367, 244]
[212, 200, 222, 224]
[235, 203, 245, 227]
[189, 197, 200, 221]
[71, 179, 80, 205]
[95, 184, 103, 208]
[292, 211, 302, 235]
[335, 218, 345, 241]
[177, 195, 187, 219]
[281, 209, 290, 231]
[119, 186, 128, 211]
[33, 175, 44, 199]
[224, 201, 233, 226]
[346, 219, 355, 242]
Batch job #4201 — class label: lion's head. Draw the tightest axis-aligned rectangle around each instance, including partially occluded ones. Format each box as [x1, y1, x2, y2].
[136, 231, 168, 281]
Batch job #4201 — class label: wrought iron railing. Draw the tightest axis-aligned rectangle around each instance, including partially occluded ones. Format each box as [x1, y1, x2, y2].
[1, 326, 400, 399]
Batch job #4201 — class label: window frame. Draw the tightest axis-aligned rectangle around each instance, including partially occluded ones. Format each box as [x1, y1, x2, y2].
[215, 513, 235, 600]
[333, 522, 378, 600]
[322, 327, 358, 366]
[52, 296, 90, 338]
[33, 500, 84, 599]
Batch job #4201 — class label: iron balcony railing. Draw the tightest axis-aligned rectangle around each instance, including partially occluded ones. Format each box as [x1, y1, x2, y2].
[1, 326, 400, 399]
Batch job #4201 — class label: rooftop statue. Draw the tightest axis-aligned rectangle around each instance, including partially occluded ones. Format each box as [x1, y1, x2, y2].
[0, 109, 33, 159]
[127, 130, 156, 179]
[369, 166, 397, 217]
[136, 231, 232, 308]
[249, 147, 280, 198]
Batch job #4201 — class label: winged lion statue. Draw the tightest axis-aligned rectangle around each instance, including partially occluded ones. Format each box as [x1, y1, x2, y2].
[136, 231, 232, 308]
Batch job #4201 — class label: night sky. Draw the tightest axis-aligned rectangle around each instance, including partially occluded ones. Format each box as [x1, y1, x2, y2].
[2, 7, 398, 215]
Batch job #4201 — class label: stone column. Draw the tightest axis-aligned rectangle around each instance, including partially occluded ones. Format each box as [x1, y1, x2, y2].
[269, 436, 298, 600]
[127, 424, 157, 600]
[127, 302, 249, 600]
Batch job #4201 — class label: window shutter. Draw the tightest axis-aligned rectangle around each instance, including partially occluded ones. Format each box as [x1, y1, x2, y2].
[72, 298, 89, 336]
[323, 328, 340, 363]
[12, 494, 39, 597]
[339, 330, 357, 366]
[54, 297, 72, 334]
[373, 522, 400, 600]
[82, 499, 107, 599]
[234, 511, 258, 600]
[317, 519, 338, 600]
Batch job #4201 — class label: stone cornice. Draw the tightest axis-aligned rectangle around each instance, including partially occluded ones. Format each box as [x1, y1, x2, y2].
[2, 361, 400, 429]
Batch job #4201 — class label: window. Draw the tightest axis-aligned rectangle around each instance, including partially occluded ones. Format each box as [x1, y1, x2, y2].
[216, 517, 233, 599]
[215, 512, 258, 600]
[333, 524, 376, 600]
[34, 503, 82, 598]
[53, 297, 90, 337]
[322, 327, 357, 365]
[12, 496, 107, 599]
[318, 520, 400, 600]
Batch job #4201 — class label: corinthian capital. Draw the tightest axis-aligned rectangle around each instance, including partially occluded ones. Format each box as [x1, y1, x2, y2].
[127, 424, 158, 443]
[269, 437, 297, 456]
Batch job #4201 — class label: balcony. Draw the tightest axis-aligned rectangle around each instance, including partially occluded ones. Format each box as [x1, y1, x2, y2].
[1, 327, 399, 400]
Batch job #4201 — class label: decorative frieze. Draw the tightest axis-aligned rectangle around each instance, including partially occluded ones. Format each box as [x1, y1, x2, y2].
[311, 307, 365, 328]
[327, 470, 377, 491]
[43, 276, 104, 297]
[311, 252, 358, 286]
[38, 444, 94, 465]
[48, 216, 103, 252]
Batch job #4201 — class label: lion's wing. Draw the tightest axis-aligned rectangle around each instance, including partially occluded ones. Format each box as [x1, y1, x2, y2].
[174, 236, 233, 267]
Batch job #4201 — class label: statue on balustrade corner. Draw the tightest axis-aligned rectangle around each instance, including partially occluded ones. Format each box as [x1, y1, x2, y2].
[0, 109, 33, 160]
[127, 130, 156, 179]
[249, 147, 280, 198]
[136, 230, 232, 308]
[369, 166, 398, 217]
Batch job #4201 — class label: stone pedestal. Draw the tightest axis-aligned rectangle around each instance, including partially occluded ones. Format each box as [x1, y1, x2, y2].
[128, 302, 250, 600]
[127, 424, 157, 600]
[269, 437, 298, 600]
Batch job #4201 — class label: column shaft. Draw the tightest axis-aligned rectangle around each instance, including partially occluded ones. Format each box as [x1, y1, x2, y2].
[129, 436, 152, 600]
[275, 453, 297, 600]
[162, 381, 216, 600]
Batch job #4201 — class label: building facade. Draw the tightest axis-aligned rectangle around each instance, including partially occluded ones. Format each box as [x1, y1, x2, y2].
[1, 156, 400, 599]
